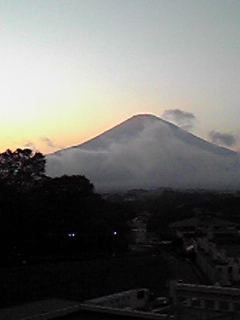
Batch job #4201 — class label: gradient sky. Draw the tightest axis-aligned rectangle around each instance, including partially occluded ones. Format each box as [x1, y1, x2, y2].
[1, 0, 240, 154]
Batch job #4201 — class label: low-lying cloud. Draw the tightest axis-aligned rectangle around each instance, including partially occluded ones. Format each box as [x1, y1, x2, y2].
[46, 117, 240, 191]
[209, 131, 236, 147]
[162, 109, 196, 130]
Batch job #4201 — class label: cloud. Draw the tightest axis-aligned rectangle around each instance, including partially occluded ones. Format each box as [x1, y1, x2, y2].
[209, 131, 236, 147]
[41, 137, 59, 149]
[24, 141, 37, 151]
[162, 109, 196, 130]
[46, 119, 240, 191]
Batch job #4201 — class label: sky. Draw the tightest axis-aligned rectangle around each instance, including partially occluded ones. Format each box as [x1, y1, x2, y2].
[1, 0, 240, 154]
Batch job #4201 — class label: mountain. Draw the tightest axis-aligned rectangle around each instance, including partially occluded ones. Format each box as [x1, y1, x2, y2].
[46, 114, 240, 191]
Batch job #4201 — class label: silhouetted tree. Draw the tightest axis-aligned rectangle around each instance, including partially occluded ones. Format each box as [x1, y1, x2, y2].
[0, 148, 45, 189]
[21, 175, 105, 251]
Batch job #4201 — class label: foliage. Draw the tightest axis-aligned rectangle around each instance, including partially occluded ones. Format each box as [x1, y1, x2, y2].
[0, 148, 45, 189]
[0, 148, 130, 260]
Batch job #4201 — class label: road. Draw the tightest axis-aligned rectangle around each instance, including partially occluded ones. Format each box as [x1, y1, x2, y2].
[162, 251, 204, 285]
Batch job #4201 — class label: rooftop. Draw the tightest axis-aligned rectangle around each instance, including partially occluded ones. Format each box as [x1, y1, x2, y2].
[169, 216, 238, 229]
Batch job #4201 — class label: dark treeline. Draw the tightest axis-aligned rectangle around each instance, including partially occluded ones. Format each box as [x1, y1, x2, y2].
[143, 189, 240, 236]
[0, 149, 130, 264]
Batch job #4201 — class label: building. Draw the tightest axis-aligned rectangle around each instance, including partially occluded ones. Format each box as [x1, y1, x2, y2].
[195, 235, 240, 286]
[131, 216, 147, 244]
[84, 288, 149, 310]
[169, 214, 240, 286]
[170, 280, 240, 319]
[169, 215, 238, 239]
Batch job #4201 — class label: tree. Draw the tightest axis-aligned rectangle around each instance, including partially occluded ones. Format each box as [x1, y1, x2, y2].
[0, 148, 46, 189]
[22, 174, 108, 256]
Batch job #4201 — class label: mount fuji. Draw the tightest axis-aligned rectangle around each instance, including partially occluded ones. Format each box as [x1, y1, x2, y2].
[46, 114, 240, 191]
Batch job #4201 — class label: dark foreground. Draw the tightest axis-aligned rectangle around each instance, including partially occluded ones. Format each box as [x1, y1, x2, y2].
[0, 250, 169, 310]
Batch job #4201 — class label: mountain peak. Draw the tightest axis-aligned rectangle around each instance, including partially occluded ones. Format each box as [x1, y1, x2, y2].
[125, 113, 166, 125]
[69, 114, 165, 152]
[129, 113, 160, 120]
[46, 114, 240, 191]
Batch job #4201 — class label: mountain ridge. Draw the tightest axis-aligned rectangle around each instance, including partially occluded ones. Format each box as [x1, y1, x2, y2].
[46, 114, 240, 191]
[52, 114, 235, 156]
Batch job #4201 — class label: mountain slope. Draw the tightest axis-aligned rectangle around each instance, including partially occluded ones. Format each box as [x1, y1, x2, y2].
[46, 114, 240, 191]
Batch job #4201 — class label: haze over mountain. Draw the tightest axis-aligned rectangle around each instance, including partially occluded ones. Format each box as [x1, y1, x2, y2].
[46, 114, 240, 191]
